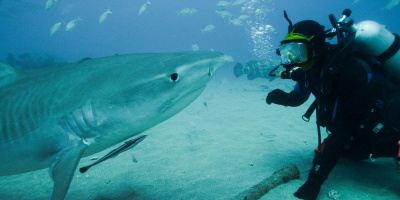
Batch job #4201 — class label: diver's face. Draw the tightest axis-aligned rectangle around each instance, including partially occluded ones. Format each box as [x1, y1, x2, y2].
[279, 42, 308, 65]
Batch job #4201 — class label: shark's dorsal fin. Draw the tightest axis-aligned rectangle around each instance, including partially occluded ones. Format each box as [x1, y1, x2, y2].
[0, 60, 20, 86]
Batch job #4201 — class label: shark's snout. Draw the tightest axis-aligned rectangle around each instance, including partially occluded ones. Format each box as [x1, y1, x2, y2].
[208, 54, 233, 77]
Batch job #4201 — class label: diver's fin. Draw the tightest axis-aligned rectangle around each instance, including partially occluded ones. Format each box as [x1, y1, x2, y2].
[50, 142, 88, 200]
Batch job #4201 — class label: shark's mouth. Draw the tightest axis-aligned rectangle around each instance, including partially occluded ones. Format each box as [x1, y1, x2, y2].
[158, 85, 206, 114]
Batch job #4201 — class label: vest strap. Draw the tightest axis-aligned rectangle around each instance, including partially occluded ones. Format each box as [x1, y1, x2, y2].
[376, 33, 400, 63]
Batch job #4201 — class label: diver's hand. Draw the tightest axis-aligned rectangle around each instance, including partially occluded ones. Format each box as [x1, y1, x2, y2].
[266, 89, 288, 105]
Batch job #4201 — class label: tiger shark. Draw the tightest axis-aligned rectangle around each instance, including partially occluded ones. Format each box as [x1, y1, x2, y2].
[0, 51, 231, 199]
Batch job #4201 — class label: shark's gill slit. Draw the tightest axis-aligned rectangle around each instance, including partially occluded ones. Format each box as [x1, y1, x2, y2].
[81, 102, 97, 128]
[65, 105, 97, 139]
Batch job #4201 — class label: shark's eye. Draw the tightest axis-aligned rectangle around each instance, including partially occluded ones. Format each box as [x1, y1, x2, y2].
[170, 73, 179, 83]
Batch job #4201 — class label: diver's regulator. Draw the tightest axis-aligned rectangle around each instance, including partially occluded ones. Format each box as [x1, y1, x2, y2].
[269, 64, 306, 82]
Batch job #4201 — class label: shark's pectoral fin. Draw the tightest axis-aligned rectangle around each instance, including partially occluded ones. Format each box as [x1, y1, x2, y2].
[50, 141, 88, 200]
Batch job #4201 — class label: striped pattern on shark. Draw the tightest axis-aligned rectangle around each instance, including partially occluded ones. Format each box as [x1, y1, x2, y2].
[0, 51, 232, 199]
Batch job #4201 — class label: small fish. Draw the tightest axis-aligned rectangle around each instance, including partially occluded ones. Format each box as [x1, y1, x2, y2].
[215, 9, 234, 18]
[229, 18, 244, 26]
[255, 7, 275, 15]
[232, 0, 247, 6]
[65, 17, 82, 31]
[45, 0, 57, 10]
[216, 1, 231, 7]
[383, 0, 400, 10]
[201, 24, 215, 33]
[192, 44, 199, 51]
[50, 21, 63, 37]
[99, 8, 112, 24]
[237, 15, 250, 20]
[79, 135, 147, 173]
[138, 0, 151, 16]
[178, 8, 198, 16]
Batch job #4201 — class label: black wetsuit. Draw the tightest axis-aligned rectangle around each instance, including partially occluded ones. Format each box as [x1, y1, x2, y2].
[306, 55, 370, 180]
[268, 53, 400, 185]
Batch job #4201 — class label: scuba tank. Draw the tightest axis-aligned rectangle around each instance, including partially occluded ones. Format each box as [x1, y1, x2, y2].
[351, 20, 400, 83]
[325, 9, 400, 84]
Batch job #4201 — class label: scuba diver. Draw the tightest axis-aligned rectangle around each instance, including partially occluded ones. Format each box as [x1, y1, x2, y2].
[266, 9, 400, 200]
[233, 60, 280, 80]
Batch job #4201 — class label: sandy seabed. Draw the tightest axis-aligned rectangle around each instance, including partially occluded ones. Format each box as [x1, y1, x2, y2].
[1, 65, 400, 200]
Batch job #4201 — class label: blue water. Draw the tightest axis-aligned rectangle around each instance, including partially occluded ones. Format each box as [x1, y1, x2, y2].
[0, 0, 399, 67]
[1, 1, 400, 199]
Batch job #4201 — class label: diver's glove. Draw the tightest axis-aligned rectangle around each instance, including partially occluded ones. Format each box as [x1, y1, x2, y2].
[294, 165, 327, 200]
[266, 89, 289, 105]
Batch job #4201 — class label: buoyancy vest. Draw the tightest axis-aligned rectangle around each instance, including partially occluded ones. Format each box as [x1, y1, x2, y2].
[315, 51, 400, 158]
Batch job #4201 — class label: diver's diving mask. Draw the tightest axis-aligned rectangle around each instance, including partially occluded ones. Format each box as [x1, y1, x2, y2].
[275, 36, 315, 81]
[279, 41, 309, 65]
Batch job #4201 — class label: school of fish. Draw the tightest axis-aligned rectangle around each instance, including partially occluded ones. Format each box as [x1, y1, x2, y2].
[44, 0, 278, 51]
